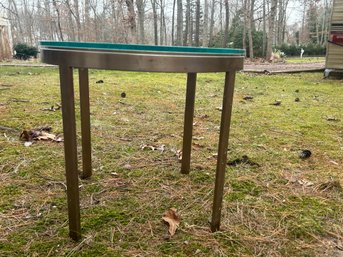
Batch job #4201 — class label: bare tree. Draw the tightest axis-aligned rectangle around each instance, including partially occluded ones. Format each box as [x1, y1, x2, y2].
[203, 0, 209, 46]
[136, 0, 145, 44]
[125, 0, 137, 43]
[195, 0, 200, 46]
[267, 0, 277, 60]
[151, 0, 158, 45]
[223, 0, 229, 47]
[176, 0, 183, 45]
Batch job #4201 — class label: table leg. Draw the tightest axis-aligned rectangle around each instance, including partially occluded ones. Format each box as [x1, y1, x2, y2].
[59, 66, 81, 241]
[181, 73, 197, 174]
[79, 68, 92, 179]
[211, 72, 236, 232]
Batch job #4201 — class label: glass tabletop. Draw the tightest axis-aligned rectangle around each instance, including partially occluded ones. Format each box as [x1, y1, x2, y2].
[40, 41, 245, 56]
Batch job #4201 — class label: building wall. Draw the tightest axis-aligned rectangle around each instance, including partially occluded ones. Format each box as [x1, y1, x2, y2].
[326, 0, 343, 69]
[0, 18, 12, 60]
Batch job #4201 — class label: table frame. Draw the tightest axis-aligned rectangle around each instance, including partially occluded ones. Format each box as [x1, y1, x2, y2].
[41, 44, 243, 241]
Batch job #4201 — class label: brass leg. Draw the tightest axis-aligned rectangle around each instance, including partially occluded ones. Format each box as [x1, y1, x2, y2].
[181, 73, 197, 174]
[79, 68, 92, 179]
[59, 66, 81, 241]
[211, 72, 236, 232]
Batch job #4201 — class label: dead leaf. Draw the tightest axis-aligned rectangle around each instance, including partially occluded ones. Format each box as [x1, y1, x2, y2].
[41, 103, 61, 112]
[140, 144, 166, 152]
[140, 144, 156, 151]
[243, 95, 254, 100]
[298, 179, 314, 187]
[270, 100, 282, 106]
[162, 208, 180, 237]
[315, 181, 342, 192]
[20, 127, 63, 142]
[326, 117, 340, 122]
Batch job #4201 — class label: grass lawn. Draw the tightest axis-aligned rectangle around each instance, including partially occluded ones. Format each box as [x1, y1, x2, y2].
[0, 67, 342, 256]
[286, 56, 325, 64]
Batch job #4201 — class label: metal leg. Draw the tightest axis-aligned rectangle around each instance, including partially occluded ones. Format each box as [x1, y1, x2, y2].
[59, 66, 81, 241]
[79, 68, 92, 179]
[211, 72, 236, 232]
[181, 73, 197, 174]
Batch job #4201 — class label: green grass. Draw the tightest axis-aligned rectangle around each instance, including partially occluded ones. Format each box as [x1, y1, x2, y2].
[0, 67, 342, 256]
[286, 56, 325, 64]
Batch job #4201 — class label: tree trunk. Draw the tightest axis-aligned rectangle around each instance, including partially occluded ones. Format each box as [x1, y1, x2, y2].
[73, 0, 81, 40]
[172, 0, 176, 45]
[176, 0, 183, 45]
[125, 0, 137, 43]
[267, 0, 277, 60]
[65, 0, 76, 41]
[195, 0, 200, 46]
[300, 0, 307, 44]
[136, 0, 145, 44]
[223, 0, 229, 47]
[52, 0, 64, 41]
[247, 0, 255, 58]
[183, 0, 190, 46]
[262, 0, 266, 56]
[84, 0, 91, 41]
[209, 0, 215, 46]
[203, 0, 209, 46]
[242, 0, 247, 51]
[151, 0, 158, 45]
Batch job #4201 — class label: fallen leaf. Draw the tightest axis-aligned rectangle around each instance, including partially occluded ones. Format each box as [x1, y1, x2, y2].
[41, 103, 61, 112]
[140, 144, 156, 151]
[227, 155, 260, 167]
[326, 117, 340, 122]
[162, 208, 180, 237]
[140, 144, 166, 152]
[270, 100, 282, 106]
[20, 127, 63, 142]
[243, 95, 254, 100]
[315, 181, 342, 192]
[298, 179, 314, 187]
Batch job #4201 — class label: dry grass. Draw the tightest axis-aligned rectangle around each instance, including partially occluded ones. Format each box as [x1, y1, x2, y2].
[0, 67, 342, 256]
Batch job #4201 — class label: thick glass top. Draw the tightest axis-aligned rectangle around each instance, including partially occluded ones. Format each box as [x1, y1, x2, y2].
[40, 41, 245, 56]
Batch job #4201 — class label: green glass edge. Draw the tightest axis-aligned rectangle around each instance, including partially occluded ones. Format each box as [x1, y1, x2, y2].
[40, 41, 245, 56]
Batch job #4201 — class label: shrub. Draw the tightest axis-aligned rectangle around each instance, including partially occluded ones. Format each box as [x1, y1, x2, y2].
[14, 43, 38, 60]
[275, 43, 326, 57]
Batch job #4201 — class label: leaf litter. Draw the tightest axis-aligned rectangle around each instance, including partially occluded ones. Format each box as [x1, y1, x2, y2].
[162, 208, 181, 237]
[20, 126, 63, 143]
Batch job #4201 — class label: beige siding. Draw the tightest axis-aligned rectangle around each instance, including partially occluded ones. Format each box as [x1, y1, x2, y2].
[326, 44, 343, 69]
[326, 0, 343, 70]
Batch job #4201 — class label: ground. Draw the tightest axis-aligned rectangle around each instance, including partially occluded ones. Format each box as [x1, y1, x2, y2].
[0, 66, 342, 256]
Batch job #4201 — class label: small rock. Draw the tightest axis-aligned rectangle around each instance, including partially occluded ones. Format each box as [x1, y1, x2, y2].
[299, 150, 312, 159]
[243, 95, 254, 100]
[326, 117, 340, 122]
[123, 164, 132, 170]
[24, 141, 33, 147]
[121, 92, 126, 98]
[271, 100, 282, 106]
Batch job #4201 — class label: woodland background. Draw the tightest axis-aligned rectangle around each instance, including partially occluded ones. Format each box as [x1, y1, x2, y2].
[0, 0, 333, 58]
